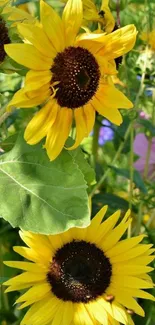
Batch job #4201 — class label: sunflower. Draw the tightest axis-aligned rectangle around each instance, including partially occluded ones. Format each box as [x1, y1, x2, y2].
[5, 0, 137, 161]
[4, 206, 155, 325]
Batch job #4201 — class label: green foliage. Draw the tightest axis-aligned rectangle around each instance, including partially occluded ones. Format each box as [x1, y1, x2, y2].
[0, 133, 93, 234]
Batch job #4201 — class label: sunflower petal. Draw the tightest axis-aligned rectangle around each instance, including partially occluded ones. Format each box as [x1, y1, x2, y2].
[106, 234, 146, 258]
[3, 261, 44, 273]
[62, 0, 83, 46]
[100, 219, 132, 251]
[16, 283, 51, 307]
[17, 23, 56, 58]
[67, 108, 87, 151]
[83, 103, 96, 135]
[86, 205, 108, 241]
[24, 99, 59, 145]
[7, 88, 49, 111]
[25, 70, 52, 91]
[40, 0, 65, 52]
[97, 25, 137, 60]
[95, 210, 121, 244]
[21, 295, 60, 325]
[45, 108, 73, 160]
[92, 95, 123, 126]
[4, 44, 52, 70]
[111, 244, 153, 263]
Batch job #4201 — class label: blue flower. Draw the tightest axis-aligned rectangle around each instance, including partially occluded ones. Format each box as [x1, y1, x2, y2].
[98, 119, 114, 146]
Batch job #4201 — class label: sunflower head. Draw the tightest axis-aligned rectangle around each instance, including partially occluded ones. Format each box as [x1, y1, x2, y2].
[4, 206, 155, 325]
[4, 0, 137, 160]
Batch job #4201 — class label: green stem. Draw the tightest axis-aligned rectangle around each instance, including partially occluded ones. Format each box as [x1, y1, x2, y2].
[135, 201, 143, 235]
[92, 122, 100, 167]
[128, 122, 134, 237]
[143, 137, 152, 180]
[0, 111, 12, 127]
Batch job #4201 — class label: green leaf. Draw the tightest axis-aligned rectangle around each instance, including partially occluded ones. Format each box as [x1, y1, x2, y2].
[0, 134, 91, 234]
[109, 166, 147, 194]
[69, 147, 96, 186]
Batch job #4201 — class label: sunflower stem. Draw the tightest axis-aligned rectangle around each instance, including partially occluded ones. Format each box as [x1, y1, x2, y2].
[143, 136, 152, 180]
[0, 111, 12, 127]
[128, 122, 134, 237]
[135, 201, 143, 235]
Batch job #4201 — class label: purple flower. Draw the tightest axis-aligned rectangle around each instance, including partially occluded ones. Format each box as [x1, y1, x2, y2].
[98, 119, 114, 146]
[134, 133, 155, 179]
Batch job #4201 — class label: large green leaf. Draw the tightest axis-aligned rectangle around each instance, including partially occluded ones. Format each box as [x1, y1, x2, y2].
[0, 134, 92, 234]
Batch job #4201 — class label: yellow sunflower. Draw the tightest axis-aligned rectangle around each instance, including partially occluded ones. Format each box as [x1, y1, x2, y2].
[4, 206, 155, 325]
[5, 0, 137, 161]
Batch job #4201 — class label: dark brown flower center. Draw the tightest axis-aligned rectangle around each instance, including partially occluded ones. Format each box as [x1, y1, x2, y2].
[51, 46, 100, 109]
[47, 240, 112, 303]
[0, 17, 10, 63]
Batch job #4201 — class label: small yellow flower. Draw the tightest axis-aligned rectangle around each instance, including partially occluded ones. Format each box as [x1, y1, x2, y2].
[141, 31, 155, 51]
[5, 0, 137, 161]
[4, 206, 155, 325]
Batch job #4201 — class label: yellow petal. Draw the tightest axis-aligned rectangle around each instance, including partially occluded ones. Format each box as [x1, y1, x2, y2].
[24, 83, 50, 99]
[40, 0, 65, 52]
[96, 84, 133, 109]
[25, 70, 52, 91]
[97, 25, 137, 59]
[111, 302, 133, 324]
[95, 210, 121, 244]
[16, 282, 51, 306]
[86, 205, 108, 241]
[86, 301, 108, 325]
[62, 301, 74, 325]
[112, 287, 155, 302]
[62, 0, 83, 46]
[3, 261, 44, 273]
[106, 234, 146, 258]
[4, 282, 35, 293]
[17, 23, 56, 58]
[13, 246, 39, 262]
[19, 231, 52, 262]
[45, 108, 73, 161]
[125, 255, 155, 266]
[24, 99, 59, 145]
[7, 88, 49, 111]
[4, 271, 46, 287]
[113, 264, 153, 276]
[67, 108, 87, 151]
[92, 95, 123, 126]
[4, 44, 52, 70]
[74, 303, 94, 325]
[99, 218, 132, 251]
[83, 103, 96, 135]
[111, 244, 153, 263]
[21, 294, 60, 325]
[48, 234, 63, 252]
[52, 302, 64, 325]
[112, 275, 154, 289]
[115, 293, 145, 316]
